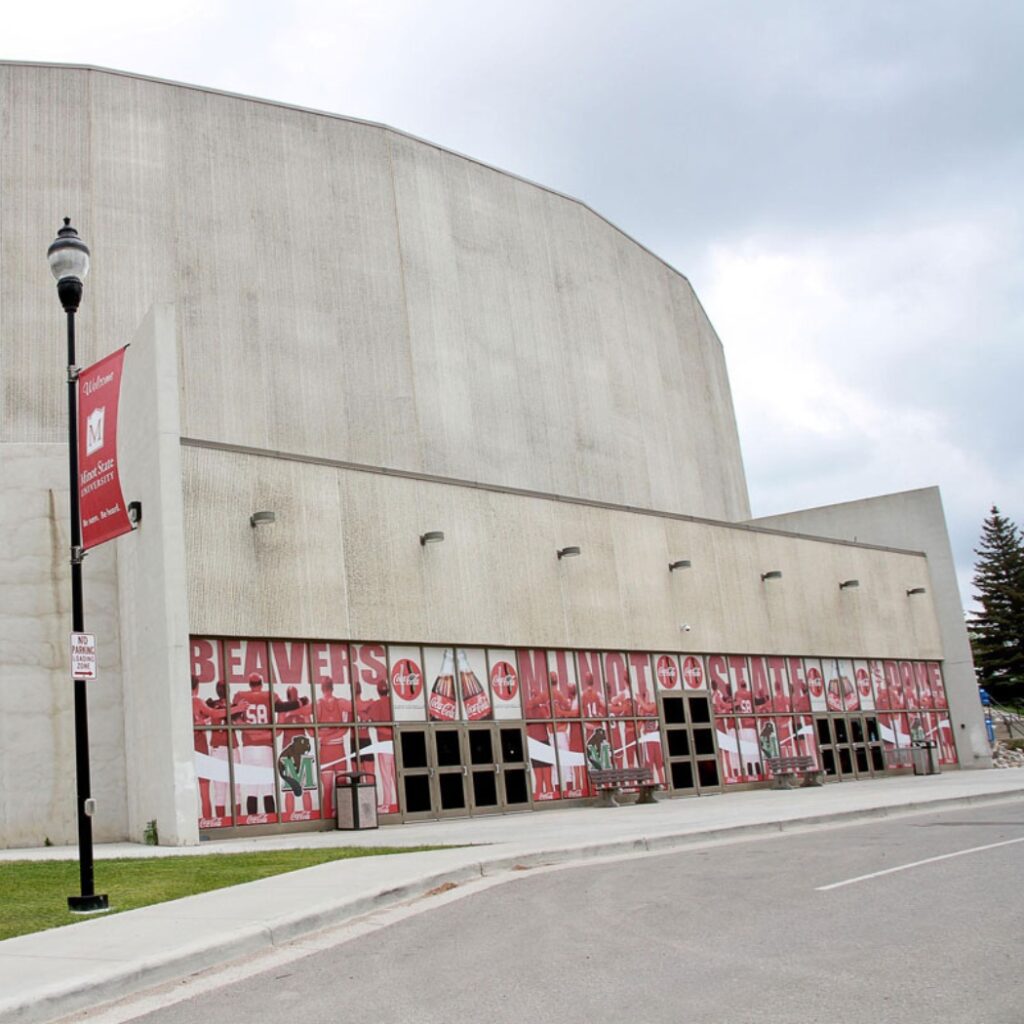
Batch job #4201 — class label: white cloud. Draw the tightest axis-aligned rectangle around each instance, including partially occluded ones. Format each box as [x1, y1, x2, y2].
[698, 221, 1024, 609]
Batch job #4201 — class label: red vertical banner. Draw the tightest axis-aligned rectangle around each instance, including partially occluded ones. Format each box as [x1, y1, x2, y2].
[77, 346, 133, 549]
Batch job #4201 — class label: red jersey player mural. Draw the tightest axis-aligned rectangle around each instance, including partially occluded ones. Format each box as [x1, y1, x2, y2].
[708, 654, 741, 784]
[527, 721, 559, 801]
[230, 673, 309, 824]
[548, 649, 580, 719]
[604, 652, 634, 717]
[554, 721, 587, 798]
[519, 648, 552, 720]
[578, 651, 608, 718]
[190, 635, 953, 832]
[315, 679, 354, 819]
[191, 677, 215, 824]
[729, 656, 763, 782]
[638, 720, 666, 786]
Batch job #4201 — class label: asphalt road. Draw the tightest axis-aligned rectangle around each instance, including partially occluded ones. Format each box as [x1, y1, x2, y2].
[81, 800, 1024, 1024]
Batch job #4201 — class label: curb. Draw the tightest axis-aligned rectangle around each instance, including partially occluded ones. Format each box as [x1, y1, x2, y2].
[2, 787, 1022, 1024]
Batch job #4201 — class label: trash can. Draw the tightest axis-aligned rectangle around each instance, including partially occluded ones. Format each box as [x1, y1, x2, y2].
[336, 772, 378, 830]
[911, 741, 940, 776]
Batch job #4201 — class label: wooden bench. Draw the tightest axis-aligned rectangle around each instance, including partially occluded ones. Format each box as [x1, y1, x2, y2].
[588, 767, 660, 806]
[765, 755, 824, 789]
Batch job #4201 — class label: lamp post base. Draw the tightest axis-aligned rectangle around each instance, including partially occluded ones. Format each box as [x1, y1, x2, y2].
[67, 893, 110, 914]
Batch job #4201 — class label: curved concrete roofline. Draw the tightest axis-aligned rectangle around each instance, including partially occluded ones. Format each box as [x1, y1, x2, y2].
[0, 59, 698, 293]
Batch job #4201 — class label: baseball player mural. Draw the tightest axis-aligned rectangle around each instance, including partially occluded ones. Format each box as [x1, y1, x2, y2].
[189, 637, 955, 832]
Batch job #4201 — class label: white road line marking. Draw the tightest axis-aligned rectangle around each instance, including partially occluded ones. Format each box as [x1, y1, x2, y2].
[817, 836, 1024, 891]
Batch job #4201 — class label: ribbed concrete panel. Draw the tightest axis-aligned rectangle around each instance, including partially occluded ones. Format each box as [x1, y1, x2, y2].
[1, 62, 749, 522]
[184, 445, 939, 660]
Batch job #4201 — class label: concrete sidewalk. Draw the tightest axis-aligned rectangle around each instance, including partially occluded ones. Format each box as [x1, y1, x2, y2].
[3, 771, 1024, 1024]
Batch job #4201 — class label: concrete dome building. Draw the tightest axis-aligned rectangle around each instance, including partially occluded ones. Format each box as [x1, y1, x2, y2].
[0, 62, 988, 848]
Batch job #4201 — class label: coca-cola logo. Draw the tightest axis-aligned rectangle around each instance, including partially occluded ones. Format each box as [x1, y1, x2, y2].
[682, 656, 704, 690]
[656, 655, 679, 689]
[391, 659, 423, 701]
[808, 667, 824, 698]
[856, 668, 871, 697]
[490, 661, 518, 700]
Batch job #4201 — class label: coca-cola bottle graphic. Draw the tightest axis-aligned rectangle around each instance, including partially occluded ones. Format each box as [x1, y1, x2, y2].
[457, 649, 491, 721]
[428, 648, 458, 721]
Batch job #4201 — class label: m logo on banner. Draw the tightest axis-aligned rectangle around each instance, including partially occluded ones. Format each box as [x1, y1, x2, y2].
[85, 406, 106, 456]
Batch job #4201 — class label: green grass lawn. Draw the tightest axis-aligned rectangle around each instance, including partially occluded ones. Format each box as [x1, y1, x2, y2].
[0, 846, 449, 941]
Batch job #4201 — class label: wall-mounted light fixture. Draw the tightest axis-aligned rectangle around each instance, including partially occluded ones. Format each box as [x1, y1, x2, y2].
[760, 570, 783, 582]
[557, 546, 581, 560]
[839, 579, 860, 590]
[906, 587, 927, 596]
[668, 559, 692, 572]
[420, 531, 445, 546]
[250, 511, 276, 528]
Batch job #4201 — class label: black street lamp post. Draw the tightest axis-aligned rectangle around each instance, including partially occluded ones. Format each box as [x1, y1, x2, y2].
[48, 218, 109, 913]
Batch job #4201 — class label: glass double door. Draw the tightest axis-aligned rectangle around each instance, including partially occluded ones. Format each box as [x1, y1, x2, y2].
[814, 715, 886, 779]
[397, 723, 532, 820]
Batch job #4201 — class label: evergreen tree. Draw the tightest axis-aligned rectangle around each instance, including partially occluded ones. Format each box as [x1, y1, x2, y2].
[970, 506, 1024, 703]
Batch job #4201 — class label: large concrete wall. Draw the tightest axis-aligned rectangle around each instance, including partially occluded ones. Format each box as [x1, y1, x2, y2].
[116, 305, 197, 845]
[0, 444, 127, 847]
[0, 62, 749, 522]
[752, 489, 990, 767]
[185, 443, 940, 661]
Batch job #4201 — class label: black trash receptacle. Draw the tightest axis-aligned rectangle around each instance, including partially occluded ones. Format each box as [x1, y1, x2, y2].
[336, 772, 378, 830]
[911, 741, 940, 776]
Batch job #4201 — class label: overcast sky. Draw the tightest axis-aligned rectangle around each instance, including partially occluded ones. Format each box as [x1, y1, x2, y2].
[7, 1, 1022, 608]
